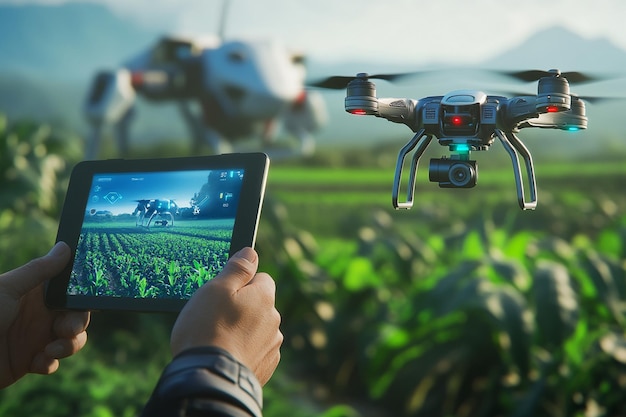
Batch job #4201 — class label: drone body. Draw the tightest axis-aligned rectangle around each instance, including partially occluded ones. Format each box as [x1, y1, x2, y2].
[336, 69, 590, 210]
[133, 198, 179, 228]
[84, 35, 327, 159]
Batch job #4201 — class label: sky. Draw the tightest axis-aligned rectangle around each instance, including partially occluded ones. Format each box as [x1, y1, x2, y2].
[3, 0, 626, 65]
[2, 0, 624, 149]
[87, 171, 213, 215]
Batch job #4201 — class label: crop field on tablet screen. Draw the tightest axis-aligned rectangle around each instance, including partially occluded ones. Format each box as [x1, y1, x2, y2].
[67, 218, 234, 299]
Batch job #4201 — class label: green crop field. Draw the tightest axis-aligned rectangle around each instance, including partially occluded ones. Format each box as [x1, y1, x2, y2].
[262, 159, 626, 239]
[70, 219, 233, 298]
[2, 117, 626, 417]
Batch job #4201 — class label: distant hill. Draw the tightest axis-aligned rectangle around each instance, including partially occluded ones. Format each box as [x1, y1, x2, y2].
[0, 2, 158, 81]
[0, 3, 624, 153]
[0, 73, 83, 128]
[478, 25, 626, 153]
[0, 2, 185, 141]
[482, 26, 626, 71]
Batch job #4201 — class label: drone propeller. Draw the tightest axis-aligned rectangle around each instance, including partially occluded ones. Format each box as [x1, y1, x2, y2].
[495, 69, 607, 84]
[571, 94, 626, 104]
[497, 90, 626, 104]
[308, 71, 430, 90]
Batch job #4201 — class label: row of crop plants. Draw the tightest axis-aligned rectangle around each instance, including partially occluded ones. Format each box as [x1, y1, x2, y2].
[69, 229, 230, 298]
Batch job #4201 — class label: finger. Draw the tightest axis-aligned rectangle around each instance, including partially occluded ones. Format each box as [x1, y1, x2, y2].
[44, 331, 88, 359]
[30, 353, 60, 375]
[211, 247, 259, 292]
[244, 272, 277, 303]
[247, 272, 276, 292]
[0, 242, 71, 299]
[53, 311, 91, 338]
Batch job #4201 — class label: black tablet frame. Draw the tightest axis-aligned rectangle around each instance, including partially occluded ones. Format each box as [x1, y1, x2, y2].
[45, 153, 269, 313]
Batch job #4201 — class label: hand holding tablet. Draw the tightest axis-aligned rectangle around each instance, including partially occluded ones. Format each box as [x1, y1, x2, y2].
[45, 153, 269, 312]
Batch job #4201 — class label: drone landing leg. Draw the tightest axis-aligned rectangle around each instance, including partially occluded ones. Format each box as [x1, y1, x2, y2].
[494, 129, 538, 210]
[392, 129, 431, 209]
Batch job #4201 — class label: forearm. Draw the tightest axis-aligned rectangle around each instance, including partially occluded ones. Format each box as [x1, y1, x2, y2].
[141, 346, 263, 417]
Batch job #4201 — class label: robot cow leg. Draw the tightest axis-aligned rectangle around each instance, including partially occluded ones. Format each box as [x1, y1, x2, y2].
[114, 106, 135, 157]
[85, 122, 104, 161]
[83, 69, 136, 159]
[283, 90, 327, 156]
[178, 101, 206, 154]
[197, 99, 235, 155]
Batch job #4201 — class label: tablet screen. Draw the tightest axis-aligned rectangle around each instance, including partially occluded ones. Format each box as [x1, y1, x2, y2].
[68, 168, 244, 300]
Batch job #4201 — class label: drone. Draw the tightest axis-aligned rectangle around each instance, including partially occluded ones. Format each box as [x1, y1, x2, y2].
[83, 2, 326, 159]
[133, 199, 179, 228]
[311, 68, 603, 210]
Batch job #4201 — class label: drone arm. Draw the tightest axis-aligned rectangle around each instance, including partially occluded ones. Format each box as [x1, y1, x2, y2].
[392, 129, 432, 209]
[494, 129, 537, 210]
[501, 97, 539, 130]
[376, 98, 418, 129]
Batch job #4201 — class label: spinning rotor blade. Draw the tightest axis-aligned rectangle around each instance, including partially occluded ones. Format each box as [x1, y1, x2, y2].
[496, 90, 535, 98]
[308, 71, 429, 89]
[571, 95, 626, 104]
[496, 69, 605, 84]
[308, 75, 359, 89]
[496, 90, 626, 104]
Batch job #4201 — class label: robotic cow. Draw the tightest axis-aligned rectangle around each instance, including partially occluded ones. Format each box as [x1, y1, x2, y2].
[84, 35, 327, 159]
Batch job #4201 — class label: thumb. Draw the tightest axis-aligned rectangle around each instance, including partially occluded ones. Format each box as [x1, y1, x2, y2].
[0, 242, 71, 299]
[211, 247, 259, 292]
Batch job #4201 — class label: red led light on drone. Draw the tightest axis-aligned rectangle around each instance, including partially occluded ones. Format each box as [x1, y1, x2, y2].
[451, 116, 463, 126]
[349, 109, 368, 115]
[546, 105, 560, 113]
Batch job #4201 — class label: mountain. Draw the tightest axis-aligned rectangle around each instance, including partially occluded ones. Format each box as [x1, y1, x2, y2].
[481, 26, 626, 71]
[0, 2, 158, 81]
[0, 3, 624, 152]
[0, 3, 185, 140]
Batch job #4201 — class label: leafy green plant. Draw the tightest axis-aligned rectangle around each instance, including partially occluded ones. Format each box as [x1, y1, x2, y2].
[3, 113, 626, 417]
[0, 113, 82, 270]
[256, 197, 626, 417]
[67, 222, 231, 298]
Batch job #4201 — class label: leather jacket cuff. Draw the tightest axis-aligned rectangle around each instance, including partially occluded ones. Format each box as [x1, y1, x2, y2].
[143, 346, 262, 417]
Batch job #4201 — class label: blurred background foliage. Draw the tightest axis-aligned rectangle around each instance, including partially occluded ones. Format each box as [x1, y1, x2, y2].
[1, 113, 626, 417]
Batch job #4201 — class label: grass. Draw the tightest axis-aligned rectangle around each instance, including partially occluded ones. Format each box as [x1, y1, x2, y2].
[268, 160, 626, 187]
[260, 158, 626, 238]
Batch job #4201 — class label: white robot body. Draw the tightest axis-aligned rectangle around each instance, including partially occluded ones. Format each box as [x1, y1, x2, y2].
[203, 39, 304, 119]
[83, 34, 326, 159]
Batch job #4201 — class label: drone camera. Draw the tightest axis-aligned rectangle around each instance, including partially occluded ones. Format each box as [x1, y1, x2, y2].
[345, 74, 378, 115]
[429, 157, 477, 188]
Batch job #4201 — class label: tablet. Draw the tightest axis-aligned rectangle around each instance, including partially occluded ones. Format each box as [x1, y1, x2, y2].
[45, 153, 269, 312]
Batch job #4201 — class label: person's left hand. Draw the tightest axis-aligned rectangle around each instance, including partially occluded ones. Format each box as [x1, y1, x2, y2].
[0, 242, 91, 389]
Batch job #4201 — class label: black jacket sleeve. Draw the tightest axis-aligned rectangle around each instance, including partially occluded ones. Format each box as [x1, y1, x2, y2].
[140, 346, 263, 417]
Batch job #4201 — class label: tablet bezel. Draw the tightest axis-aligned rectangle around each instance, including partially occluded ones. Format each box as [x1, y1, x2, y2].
[45, 153, 269, 313]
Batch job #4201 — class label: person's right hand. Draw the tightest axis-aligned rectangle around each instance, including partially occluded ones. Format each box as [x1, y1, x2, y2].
[170, 247, 282, 385]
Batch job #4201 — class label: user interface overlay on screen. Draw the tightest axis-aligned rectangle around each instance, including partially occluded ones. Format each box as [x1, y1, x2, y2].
[68, 168, 244, 299]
